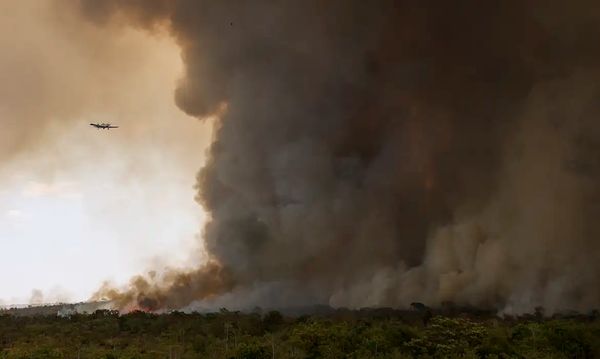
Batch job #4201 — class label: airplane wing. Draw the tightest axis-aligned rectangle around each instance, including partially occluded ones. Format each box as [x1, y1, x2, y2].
[90, 123, 118, 129]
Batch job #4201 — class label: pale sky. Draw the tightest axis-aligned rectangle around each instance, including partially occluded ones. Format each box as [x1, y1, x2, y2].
[0, 1, 212, 305]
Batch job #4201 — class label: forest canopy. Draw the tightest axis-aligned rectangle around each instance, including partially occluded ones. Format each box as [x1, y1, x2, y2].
[0, 306, 598, 358]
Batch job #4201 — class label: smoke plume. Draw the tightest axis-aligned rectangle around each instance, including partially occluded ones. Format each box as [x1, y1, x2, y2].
[82, 0, 600, 314]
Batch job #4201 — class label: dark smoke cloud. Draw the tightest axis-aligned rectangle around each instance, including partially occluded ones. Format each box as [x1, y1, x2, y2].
[80, 0, 600, 313]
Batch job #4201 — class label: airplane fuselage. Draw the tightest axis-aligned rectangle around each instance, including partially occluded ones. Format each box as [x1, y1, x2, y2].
[90, 123, 119, 129]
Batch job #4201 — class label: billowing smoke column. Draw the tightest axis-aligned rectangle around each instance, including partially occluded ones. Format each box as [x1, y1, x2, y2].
[83, 0, 600, 314]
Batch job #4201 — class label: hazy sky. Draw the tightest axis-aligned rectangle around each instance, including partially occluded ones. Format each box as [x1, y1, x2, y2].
[0, 1, 211, 304]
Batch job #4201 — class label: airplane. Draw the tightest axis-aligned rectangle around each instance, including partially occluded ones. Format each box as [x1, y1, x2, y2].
[90, 123, 119, 129]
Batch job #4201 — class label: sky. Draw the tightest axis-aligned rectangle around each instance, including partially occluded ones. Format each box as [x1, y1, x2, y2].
[0, 1, 212, 305]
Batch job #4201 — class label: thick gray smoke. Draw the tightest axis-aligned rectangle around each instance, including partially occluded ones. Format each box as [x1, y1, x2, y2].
[82, 0, 600, 314]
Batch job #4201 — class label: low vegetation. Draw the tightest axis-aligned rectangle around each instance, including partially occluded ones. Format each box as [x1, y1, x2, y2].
[0, 306, 598, 358]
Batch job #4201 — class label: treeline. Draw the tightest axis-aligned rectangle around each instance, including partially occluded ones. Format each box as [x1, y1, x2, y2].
[0, 306, 598, 358]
